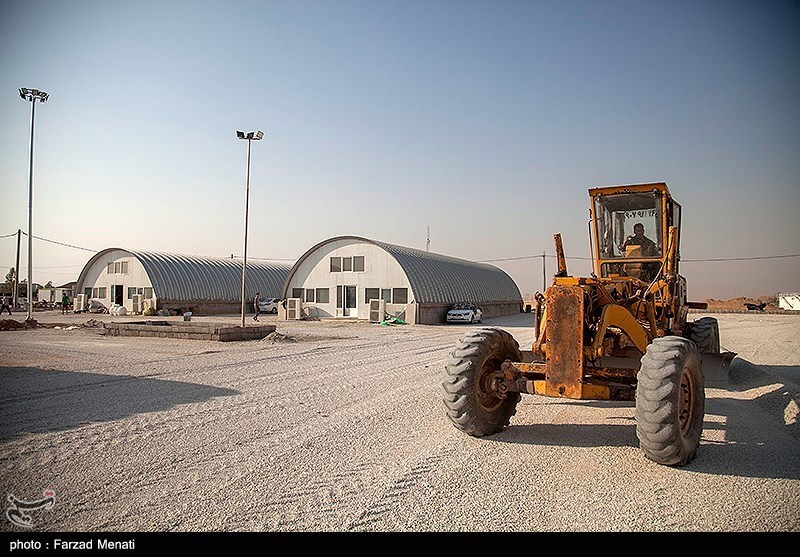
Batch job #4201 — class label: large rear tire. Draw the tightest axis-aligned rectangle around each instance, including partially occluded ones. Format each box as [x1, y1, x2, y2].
[686, 317, 720, 354]
[635, 336, 705, 466]
[442, 327, 522, 436]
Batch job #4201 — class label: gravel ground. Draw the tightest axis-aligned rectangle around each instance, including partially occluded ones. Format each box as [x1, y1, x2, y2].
[0, 311, 798, 532]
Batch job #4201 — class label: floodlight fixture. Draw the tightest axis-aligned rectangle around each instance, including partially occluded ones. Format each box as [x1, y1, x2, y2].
[236, 130, 263, 141]
[19, 88, 49, 103]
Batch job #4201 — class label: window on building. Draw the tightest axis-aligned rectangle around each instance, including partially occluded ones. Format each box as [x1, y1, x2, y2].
[143, 287, 153, 299]
[93, 287, 107, 299]
[84, 287, 92, 299]
[291, 288, 305, 300]
[353, 256, 365, 272]
[392, 288, 408, 304]
[316, 288, 330, 303]
[130, 287, 147, 299]
[365, 288, 380, 304]
[107, 261, 129, 274]
[330, 257, 341, 272]
[336, 286, 343, 308]
[381, 289, 391, 303]
[342, 257, 352, 272]
[305, 289, 315, 302]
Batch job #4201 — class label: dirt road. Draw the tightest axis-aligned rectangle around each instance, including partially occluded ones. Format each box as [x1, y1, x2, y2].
[1, 312, 798, 532]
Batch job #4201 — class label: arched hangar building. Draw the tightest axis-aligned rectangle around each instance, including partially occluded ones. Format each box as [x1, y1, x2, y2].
[75, 248, 292, 315]
[281, 236, 522, 324]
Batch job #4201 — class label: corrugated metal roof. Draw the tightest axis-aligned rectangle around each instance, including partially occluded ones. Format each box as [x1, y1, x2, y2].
[77, 248, 292, 302]
[285, 236, 522, 305]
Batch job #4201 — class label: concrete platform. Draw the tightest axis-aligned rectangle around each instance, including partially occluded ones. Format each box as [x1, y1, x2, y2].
[102, 320, 276, 341]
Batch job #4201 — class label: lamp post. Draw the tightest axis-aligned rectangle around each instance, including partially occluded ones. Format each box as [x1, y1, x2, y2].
[19, 88, 48, 322]
[236, 130, 264, 327]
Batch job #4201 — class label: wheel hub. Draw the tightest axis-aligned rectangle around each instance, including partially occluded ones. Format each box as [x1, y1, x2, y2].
[476, 358, 505, 412]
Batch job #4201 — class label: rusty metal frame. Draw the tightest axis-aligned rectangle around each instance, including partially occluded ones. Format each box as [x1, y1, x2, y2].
[511, 183, 711, 402]
[589, 182, 672, 279]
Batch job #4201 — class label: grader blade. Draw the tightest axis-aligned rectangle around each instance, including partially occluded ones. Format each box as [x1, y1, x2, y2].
[700, 351, 737, 383]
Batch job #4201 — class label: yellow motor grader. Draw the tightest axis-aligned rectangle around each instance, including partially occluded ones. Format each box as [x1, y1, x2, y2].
[442, 182, 734, 466]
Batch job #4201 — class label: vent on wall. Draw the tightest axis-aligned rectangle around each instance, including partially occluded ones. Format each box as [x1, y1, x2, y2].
[286, 298, 302, 320]
[369, 299, 386, 323]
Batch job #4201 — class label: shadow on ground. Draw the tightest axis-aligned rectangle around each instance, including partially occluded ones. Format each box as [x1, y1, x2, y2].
[483, 357, 799, 479]
[0, 367, 240, 440]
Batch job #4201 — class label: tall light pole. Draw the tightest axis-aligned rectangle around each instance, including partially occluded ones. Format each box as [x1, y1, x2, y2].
[236, 130, 263, 327]
[19, 88, 48, 322]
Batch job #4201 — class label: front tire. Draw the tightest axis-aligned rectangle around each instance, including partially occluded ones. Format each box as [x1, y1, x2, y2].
[635, 336, 705, 466]
[442, 327, 522, 436]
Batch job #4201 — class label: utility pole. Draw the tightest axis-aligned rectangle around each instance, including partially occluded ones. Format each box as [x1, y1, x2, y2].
[14, 229, 21, 308]
[542, 251, 546, 292]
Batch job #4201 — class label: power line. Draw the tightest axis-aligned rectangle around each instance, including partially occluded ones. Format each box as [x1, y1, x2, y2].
[2, 231, 798, 264]
[1, 232, 297, 260]
[478, 254, 592, 262]
[0, 231, 97, 252]
[682, 254, 800, 262]
[480, 253, 800, 263]
[229, 255, 297, 261]
[26, 233, 97, 252]
[31, 264, 86, 269]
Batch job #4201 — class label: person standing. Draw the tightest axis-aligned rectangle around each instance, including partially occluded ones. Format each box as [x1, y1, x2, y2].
[0, 294, 11, 316]
[61, 291, 70, 315]
[253, 291, 261, 322]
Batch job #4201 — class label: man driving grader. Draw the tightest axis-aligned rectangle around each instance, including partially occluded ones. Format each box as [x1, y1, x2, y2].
[442, 182, 734, 467]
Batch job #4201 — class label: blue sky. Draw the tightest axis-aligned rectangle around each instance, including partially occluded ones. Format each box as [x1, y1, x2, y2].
[1, 0, 798, 300]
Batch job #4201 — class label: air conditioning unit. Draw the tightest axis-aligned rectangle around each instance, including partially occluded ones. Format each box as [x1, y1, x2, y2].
[286, 298, 302, 320]
[132, 294, 142, 314]
[369, 299, 386, 323]
[73, 294, 85, 313]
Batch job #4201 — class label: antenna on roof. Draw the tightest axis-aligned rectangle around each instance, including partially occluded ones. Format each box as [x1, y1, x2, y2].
[427, 226, 430, 252]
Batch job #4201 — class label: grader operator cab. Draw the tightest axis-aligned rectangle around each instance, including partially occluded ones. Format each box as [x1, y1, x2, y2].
[442, 182, 735, 466]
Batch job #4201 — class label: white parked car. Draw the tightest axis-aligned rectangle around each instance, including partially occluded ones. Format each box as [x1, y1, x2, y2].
[446, 303, 483, 324]
[258, 297, 280, 314]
